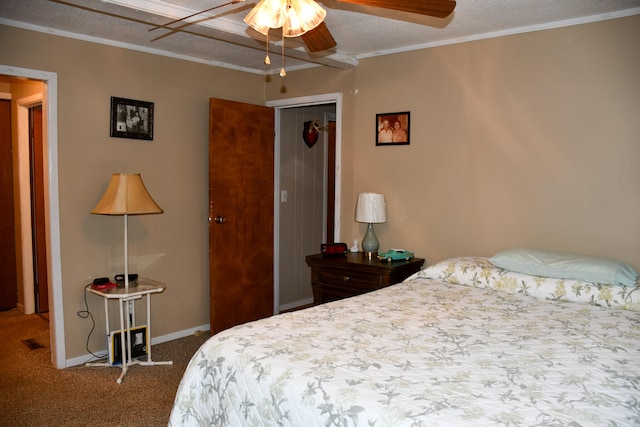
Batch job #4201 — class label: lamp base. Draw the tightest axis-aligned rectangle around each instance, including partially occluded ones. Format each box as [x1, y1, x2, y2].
[361, 223, 380, 258]
[363, 251, 377, 260]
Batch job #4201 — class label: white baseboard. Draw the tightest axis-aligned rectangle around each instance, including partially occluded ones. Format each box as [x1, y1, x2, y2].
[66, 300, 315, 368]
[65, 323, 210, 368]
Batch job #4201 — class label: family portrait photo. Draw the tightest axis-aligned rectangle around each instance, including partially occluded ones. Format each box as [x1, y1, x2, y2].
[376, 111, 410, 146]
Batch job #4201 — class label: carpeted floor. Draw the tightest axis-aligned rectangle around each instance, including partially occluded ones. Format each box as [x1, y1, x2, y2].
[0, 309, 209, 426]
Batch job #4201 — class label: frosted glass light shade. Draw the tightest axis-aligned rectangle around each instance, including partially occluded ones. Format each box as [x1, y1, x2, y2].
[355, 192, 386, 224]
[283, 0, 326, 37]
[244, 0, 326, 37]
[91, 173, 163, 215]
[243, 0, 286, 35]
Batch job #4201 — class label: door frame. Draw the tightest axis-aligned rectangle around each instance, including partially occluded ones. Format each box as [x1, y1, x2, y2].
[0, 65, 65, 368]
[267, 93, 343, 313]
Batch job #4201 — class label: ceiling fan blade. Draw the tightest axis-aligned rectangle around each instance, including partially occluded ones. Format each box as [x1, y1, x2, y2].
[335, 0, 456, 19]
[301, 22, 337, 52]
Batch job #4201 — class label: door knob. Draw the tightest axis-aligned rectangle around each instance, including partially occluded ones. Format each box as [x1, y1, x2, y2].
[214, 216, 226, 224]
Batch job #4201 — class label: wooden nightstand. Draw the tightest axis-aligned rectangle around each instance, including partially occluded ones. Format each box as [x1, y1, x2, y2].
[305, 252, 425, 305]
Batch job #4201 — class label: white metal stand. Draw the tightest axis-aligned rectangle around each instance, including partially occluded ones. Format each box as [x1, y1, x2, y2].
[85, 277, 172, 383]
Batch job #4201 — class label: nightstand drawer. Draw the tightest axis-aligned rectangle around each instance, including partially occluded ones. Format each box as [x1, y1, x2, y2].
[306, 252, 425, 306]
[317, 268, 383, 290]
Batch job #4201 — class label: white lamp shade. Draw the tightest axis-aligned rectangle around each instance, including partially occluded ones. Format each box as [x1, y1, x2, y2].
[355, 192, 386, 224]
[91, 173, 163, 215]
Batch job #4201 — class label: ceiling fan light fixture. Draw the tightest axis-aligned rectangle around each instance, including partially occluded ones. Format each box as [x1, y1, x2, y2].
[244, 0, 325, 37]
[283, 0, 326, 37]
[244, 0, 326, 76]
[244, 0, 286, 35]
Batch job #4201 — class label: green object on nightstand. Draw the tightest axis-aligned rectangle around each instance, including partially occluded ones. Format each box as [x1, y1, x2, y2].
[377, 249, 415, 262]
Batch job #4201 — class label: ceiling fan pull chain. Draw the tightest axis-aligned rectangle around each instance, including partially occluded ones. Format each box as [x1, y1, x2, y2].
[280, 29, 286, 77]
[264, 32, 271, 65]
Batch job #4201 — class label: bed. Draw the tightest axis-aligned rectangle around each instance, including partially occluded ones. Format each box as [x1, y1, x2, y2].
[170, 252, 640, 426]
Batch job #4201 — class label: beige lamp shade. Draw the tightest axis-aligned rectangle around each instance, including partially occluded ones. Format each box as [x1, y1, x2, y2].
[91, 173, 163, 215]
[355, 192, 386, 224]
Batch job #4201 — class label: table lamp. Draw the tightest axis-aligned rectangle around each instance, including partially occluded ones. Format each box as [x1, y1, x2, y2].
[91, 173, 163, 291]
[355, 192, 386, 259]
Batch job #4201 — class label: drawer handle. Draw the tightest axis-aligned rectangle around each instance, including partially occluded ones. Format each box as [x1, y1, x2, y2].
[343, 275, 350, 282]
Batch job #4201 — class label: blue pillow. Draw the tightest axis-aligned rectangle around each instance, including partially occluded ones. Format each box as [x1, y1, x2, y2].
[489, 248, 638, 286]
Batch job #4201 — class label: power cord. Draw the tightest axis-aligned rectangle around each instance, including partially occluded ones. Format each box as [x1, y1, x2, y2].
[77, 284, 108, 361]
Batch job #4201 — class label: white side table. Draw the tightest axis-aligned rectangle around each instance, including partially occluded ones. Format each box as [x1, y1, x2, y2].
[86, 277, 172, 383]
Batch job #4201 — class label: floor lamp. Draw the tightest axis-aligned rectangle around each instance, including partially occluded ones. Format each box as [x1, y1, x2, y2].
[91, 173, 163, 292]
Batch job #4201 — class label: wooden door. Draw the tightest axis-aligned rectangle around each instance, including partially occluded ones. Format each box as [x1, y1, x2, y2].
[30, 105, 48, 313]
[0, 99, 18, 310]
[209, 98, 274, 334]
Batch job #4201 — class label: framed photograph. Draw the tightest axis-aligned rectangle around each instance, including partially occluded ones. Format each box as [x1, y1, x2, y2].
[109, 325, 148, 365]
[376, 111, 410, 146]
[110, 97, 154, 140]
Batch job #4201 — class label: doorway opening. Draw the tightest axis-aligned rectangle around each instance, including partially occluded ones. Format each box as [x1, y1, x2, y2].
[1, 86, 47, 316]
[268, 93, 342, 313]
[0, 65, 64, 368]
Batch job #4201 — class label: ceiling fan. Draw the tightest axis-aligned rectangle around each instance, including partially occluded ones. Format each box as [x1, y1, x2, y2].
[150, 0, 456, 53]
[302, 0, 456, 52]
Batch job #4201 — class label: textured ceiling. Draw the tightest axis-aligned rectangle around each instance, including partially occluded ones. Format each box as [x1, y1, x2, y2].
[1, 0, 639, 75]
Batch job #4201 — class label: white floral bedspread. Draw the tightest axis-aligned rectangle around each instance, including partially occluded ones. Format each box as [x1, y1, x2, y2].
[170, 258, 640, 426]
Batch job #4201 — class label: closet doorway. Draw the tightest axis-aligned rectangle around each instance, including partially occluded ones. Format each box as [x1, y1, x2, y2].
[270, 93, 342, 313]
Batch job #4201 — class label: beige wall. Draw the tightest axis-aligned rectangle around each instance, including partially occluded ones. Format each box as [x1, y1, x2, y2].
[268, 15, 640, 272]
[1, 13, 639, 363]
[1, 25, 265, 361]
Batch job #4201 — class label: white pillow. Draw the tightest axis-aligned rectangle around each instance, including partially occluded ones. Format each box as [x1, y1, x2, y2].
[489, 248, 638, 286]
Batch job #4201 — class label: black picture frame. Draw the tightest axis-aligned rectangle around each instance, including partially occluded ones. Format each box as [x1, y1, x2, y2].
[109, 325, 148, 365]
[110, 97, 154, 140]
[376, 111, 410, 146]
